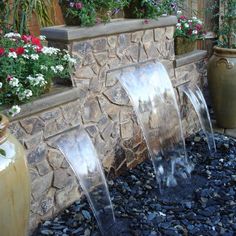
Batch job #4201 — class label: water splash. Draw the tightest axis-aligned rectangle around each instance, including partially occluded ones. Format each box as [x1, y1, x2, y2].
[56, 127, 116, 235]
[118, 62, 193, 191]
[180, 84, 216, 154]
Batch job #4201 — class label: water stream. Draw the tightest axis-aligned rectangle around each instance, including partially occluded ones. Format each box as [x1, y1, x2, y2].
[56, 127, 116, 235]
[180, 84, 216, 154]
[118, 62, 193, 191]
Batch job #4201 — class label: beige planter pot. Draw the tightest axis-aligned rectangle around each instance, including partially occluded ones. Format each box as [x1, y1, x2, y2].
[0, 115, 30, 236]
[207, 46, 236, 128]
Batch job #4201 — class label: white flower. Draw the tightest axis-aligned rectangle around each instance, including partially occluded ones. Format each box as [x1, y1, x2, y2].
[30, 54, 39, 60]
[63, 54, 76, 64]
[192, 16, 197, 20]
[192, 30, 198, 35]
[42, 47, 60, 55]
[56, 65, 64, 72]
[27, 74, 47, 87]
[184, 23, 189, 28]
[40, 65, 48, 71]
[197, 20, 202, 24]
[4, 32, 21, 38]
[8, 52, 17, 58]
[50, 66, 57, 73]
[177, 10, 182, 15]
[9, 77, 19, 87]
[0, 82, 2, 88]
[188, 20, 192, 23]
[18, 89, 33, 101]
[176, 23, 181, 27]
[22, 54, 30, 59]
[8, 105, 21, 117]
[39, 35, 46, 40]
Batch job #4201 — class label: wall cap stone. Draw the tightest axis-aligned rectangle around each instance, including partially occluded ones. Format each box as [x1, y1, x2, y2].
[41, 16, 177, 42]
[175, 50, 207, 68]
[5, 87, 81, 121]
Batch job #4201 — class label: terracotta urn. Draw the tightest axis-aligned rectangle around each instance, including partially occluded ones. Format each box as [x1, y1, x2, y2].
[0, 114, 30, 236]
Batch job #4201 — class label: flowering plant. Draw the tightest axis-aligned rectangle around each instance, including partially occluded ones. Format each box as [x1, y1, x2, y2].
[59, 0, 129, 26]
[0, 32, 76, 117]
[174, 12, 205, 41]
[124, 0, 180, 19]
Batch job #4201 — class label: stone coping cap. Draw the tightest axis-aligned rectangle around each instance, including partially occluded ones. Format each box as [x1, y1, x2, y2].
[175, 50, 207, 68]
[4, 87, 81, 121]
[41, 16, 177, 42]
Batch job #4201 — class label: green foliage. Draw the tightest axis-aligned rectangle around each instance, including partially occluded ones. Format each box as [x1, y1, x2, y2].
[126, 0, 183, 19]
[209, 0, 236, 48]
[0, 33, 76, 116]
[0, 0, 52, 34]
[174, 13, 205, 41]
[59, 0, 129, 26]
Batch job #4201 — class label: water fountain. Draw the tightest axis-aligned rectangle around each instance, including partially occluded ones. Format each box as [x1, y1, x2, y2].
[118, 62, 194, 190]
[180, 84, 216, 154]
[56, 127, 116, 235]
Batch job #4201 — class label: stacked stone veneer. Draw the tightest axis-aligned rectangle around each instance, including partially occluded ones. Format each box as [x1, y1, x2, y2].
[8, 17, 207, 232]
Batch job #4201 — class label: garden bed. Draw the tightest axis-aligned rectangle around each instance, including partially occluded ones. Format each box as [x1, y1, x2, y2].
[35, 132, 236, 236]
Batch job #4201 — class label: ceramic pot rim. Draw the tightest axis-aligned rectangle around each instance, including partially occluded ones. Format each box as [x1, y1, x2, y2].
[213, 46, 236, 57]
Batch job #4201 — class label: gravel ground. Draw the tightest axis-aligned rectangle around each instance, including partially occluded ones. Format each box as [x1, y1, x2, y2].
[34, 132, 236, 236]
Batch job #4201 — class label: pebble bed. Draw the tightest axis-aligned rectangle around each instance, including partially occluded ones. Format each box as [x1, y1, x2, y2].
[35, 132, 236, 236]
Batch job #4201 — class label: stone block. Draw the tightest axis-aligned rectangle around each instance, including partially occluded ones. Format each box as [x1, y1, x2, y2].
[89, 77, 103, 93]
[31, 171, 53, 200]
[40, 108, 61, 122]
[120, 120, 133, 140]
[24, 132, 43, 150]
[61, 100, 82, 126]
[92, 38, 107, 52]
[131, 31, 144, 43]
[8, 121, 27, 143]
[47, 149, 64, 170]
[82, 52, 96, 66]
[72, 41, 92, 55]
[108, 35, 117, 48]
[27, 143, 47, 165]
[75, 66, 96, 79]
[118, 33, 131, 49]
[44, 115, 69, 139]
[144, 42, 162, 59]
[106, 70, 120, 87]
[126, 44, 139, 62]
[165, 26, 175, 39]
[104, 83, 130, 106]
[20, 116, 45, 135]
[55, 181, 80, 209]
[85, 125, 99, 138]
[82, 98, 102, 123]
[53, 169, 71, 189]
[154, 28, 166, 42]
[142, 29, 154, 43]
[36, 160, 52, 176]
[139, 45, 148, 62]
[94, 52, 108, 66]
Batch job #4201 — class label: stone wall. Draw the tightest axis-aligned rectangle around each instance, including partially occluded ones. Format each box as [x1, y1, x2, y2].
[8, 17, 207, 233]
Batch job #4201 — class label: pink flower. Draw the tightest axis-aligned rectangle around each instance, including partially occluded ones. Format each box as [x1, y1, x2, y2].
[15, 47, 25, 55]
[0, 48, 5, 56]
[75, 2, 83, 9]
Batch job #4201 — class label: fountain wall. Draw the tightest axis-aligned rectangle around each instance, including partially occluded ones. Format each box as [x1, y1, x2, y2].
[7, 17, 207, 232]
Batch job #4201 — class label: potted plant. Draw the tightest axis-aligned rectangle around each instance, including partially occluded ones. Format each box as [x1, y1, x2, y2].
[207, 0, 236, 128]
[0, 32, 76, 117]
[174, 12, 205, 55]
[59, 0, 129, 27]
[124, 0, 179, 19]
